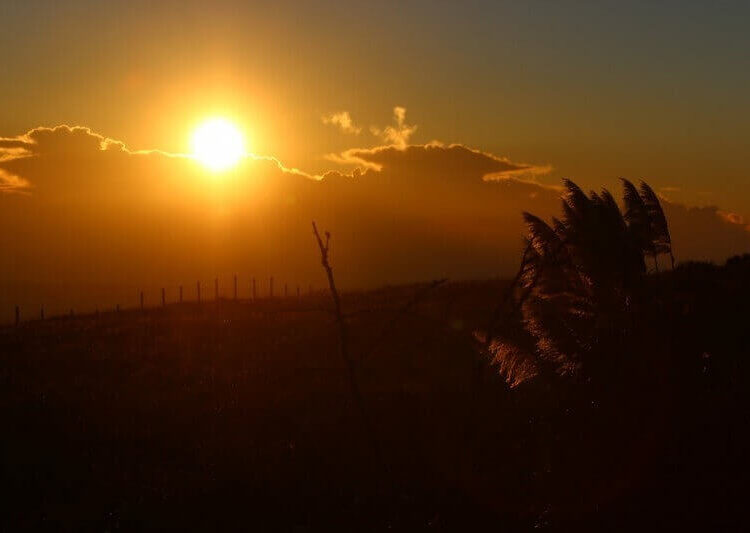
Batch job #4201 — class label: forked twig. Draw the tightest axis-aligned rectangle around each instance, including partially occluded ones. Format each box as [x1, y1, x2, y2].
[312, 221, 381, 463]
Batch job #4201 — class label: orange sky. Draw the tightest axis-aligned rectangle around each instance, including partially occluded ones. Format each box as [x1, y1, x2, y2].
[2, 2, 750, 209]
[1, 1, 749, 319]
[1, 118, 749, 322]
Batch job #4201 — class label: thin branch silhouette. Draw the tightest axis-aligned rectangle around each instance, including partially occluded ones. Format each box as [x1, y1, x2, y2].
[360, 278, 448, 360]
[311, 221, 382, 465]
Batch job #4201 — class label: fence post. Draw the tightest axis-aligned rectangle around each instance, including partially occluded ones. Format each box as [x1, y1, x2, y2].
[284, 283, 288, 298]
[197, 281, 201, 303]
[297, 285, 300, 301]
[215, 277, 219, 301]
[70, 309, 74, 318]
[270, 276, 274, 298]
[140, 291, 144, 310]
[116, 304, 120, 313]
[252, 277, 256, 301]
[179, 285, 183, 303]
[161, 288, 166, 307]
[234, 275, 238, 300]
[40, 306, 44, 320]
[15, 305, 19, 327]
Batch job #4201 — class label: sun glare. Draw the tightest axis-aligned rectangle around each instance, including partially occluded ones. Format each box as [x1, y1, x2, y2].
[191, 118, 245, 171]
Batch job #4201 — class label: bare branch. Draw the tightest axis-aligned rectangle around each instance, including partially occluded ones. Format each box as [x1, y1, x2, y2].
[311, 221, 382, 465]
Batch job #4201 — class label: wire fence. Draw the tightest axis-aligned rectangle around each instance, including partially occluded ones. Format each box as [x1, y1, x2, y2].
[4, 276, 453, 329]
[5, 275, 322, 327]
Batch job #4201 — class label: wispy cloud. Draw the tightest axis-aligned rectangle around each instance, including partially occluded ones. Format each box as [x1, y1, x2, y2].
[321, 111, 361, 135]
[718, 210, 747, 227]
[0, 168, 29, 193]
[370, 106, 417, 149]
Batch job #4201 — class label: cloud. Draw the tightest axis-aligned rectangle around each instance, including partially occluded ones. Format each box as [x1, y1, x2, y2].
[0, 125, 127, 158]
[663, 203, 750, 260]
[0, 168, 29, 193]
[1, 123, 748, 321]
[0, 125, 320, 195]
[717, 210, 748, 227]
[326, 142, 553, 182]
[321, 111, 361, 135]
[370, 106, 417, 149]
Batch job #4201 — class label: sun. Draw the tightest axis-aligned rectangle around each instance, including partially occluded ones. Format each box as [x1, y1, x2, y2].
[191, 118, 246, 171]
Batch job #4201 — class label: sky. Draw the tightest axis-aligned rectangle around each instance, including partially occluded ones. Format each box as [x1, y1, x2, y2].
[1, 1, 750, 318]
[3, 1, 749, 205]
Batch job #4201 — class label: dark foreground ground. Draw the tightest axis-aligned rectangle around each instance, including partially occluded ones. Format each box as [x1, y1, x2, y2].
[1, 270, 748, 531]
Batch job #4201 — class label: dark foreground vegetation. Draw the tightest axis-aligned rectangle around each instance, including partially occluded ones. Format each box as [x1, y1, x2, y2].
[2, 180, 749, 531]
[1, 260, 749, 531]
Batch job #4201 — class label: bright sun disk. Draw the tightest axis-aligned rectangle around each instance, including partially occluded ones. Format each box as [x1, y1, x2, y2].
[191, 118, 245, 171]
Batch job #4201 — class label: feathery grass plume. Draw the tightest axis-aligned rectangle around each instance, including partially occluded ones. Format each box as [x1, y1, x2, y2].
[486, 179, 672, 387]
[489, 336, 539, 388]
[621, 178, 655, 266]
[639, 180, 675, 269]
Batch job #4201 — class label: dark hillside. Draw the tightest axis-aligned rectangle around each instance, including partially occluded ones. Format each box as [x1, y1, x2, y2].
[1, 267, 748, 530]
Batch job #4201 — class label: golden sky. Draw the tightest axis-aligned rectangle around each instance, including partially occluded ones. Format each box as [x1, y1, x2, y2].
[2, 1, 749, 206]
[1, 1, 749, 318]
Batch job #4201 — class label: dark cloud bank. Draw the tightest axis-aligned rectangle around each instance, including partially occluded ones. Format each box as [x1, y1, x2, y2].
[1, 126, 748, 320]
